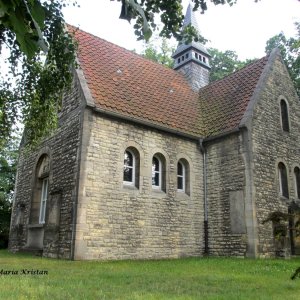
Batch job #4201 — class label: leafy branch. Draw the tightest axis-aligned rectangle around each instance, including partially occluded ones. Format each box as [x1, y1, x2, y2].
[0, 1, 78, 149]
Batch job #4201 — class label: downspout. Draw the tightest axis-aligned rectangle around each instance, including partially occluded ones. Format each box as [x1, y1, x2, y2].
[199, 138, 209, 255]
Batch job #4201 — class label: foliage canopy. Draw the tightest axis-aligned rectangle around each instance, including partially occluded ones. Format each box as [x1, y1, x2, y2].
[0, 0, 77, 150]
[265, 22, 300, 97]
[0, 135, 19, 248]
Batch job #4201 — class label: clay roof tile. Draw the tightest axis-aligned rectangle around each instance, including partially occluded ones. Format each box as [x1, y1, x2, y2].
[68, 25, 269, 139]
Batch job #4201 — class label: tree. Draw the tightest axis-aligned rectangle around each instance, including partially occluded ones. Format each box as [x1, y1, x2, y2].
[265, 22, 300, 97]
[115, 0, 258, 42]
[0, 136, 19, 248]
[142, 38, 175, 68]
[208, 48, 255, 82]
[0, 1, 77, 150]
[141, 39, 255, 82]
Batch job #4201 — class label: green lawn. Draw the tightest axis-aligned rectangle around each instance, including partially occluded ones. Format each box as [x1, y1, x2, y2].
[0, 250, 299, 299]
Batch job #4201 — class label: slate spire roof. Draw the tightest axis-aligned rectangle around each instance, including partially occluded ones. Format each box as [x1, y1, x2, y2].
[68, 25, 272, 140]
[182, 2, 201, 32]
[172, 2, 210, 59]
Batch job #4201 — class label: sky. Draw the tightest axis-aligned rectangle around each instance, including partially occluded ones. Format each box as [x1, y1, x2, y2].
[63, 0, 300, 60]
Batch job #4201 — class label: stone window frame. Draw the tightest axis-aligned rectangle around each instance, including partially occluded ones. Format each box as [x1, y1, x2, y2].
[278, 96, 290, 132]
[30, 151, 52, 225]
[293, 166, 300, 200]
[278, 161, 289, 199]
[123, 147, 140, 188]
[151, 153, 166, 192]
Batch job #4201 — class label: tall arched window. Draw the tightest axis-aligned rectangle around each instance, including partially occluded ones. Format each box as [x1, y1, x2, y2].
[294, 167, 300, 199]
[177, 161, 185, 192]
[123, 148, 139, 187]
[280, 99, 290, 132]
[152, 156, 161, 189]
[152, 154, 166, 191]
[30, 154, 50, 224]
[278, 162, 289, 198]
[177, 159, 190, 195]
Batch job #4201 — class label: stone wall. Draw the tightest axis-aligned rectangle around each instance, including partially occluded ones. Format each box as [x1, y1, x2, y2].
[74, 111, 204, 260]
[251, 54, 300, 257]
[9, 74, 84, 259]
[205, 133, 247, 257]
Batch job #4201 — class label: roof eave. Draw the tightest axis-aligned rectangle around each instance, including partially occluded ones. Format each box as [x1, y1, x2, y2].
[91, 106, 201, 141]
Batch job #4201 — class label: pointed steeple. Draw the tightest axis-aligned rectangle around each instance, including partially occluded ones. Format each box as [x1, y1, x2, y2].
[182, 2, 201, 32]
[173, 2, 211, 90]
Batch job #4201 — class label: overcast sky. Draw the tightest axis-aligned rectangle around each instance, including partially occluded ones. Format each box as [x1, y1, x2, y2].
[63, 0, 300, 60]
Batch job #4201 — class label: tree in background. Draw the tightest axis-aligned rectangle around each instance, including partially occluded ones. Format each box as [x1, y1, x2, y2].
[208, 48, 255, 82]
[141, 40, 255, 82]
[142, 38, 175, 68]
[265, 22, 300, 97]
[0, 136, 19, 248]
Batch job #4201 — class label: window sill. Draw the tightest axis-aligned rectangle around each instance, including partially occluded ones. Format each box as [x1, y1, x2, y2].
[151, 189, 166, 197]
[28, 224, 44, 229]
[279, 195, 289, 202]
[176, 190, 190, 198]
[122, 184, 139, 192]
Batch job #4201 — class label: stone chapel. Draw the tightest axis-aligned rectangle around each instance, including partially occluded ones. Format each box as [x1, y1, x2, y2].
[9, 4, 300, 259]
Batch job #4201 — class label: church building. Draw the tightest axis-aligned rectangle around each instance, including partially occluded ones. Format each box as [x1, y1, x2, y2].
[9, 4, 300, 259]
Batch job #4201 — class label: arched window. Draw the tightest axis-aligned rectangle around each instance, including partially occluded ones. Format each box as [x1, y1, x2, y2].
[278, 162, 289, 198]
[123, 150, 134, 184]
[177, 159, 190, 195]
[152, 154, 166, 191]
[280, 99, 290, 132]
[152, 156, 161, 188]
[294, 167, 300, 199]
[177, 161, 185, 192]
[123, 148, 139, 187]
[30, 154, 50, 224]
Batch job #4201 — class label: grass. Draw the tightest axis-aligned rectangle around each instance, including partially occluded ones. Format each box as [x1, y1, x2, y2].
[0, 250, 299, 299]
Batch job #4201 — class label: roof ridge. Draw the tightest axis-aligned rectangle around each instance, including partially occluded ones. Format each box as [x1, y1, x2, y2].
[67, 24, 146, 61]
[67, 23, 181, 74]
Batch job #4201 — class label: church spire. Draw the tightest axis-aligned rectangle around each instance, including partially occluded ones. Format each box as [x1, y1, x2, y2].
[182, 2, 200, 32]
[172, 2, 211, 90]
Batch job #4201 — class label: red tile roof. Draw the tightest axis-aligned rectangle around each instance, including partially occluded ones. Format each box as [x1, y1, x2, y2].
[68, 26, 270, 139]
[69, 26, 202, 137]
[198, 56, 269, 137]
